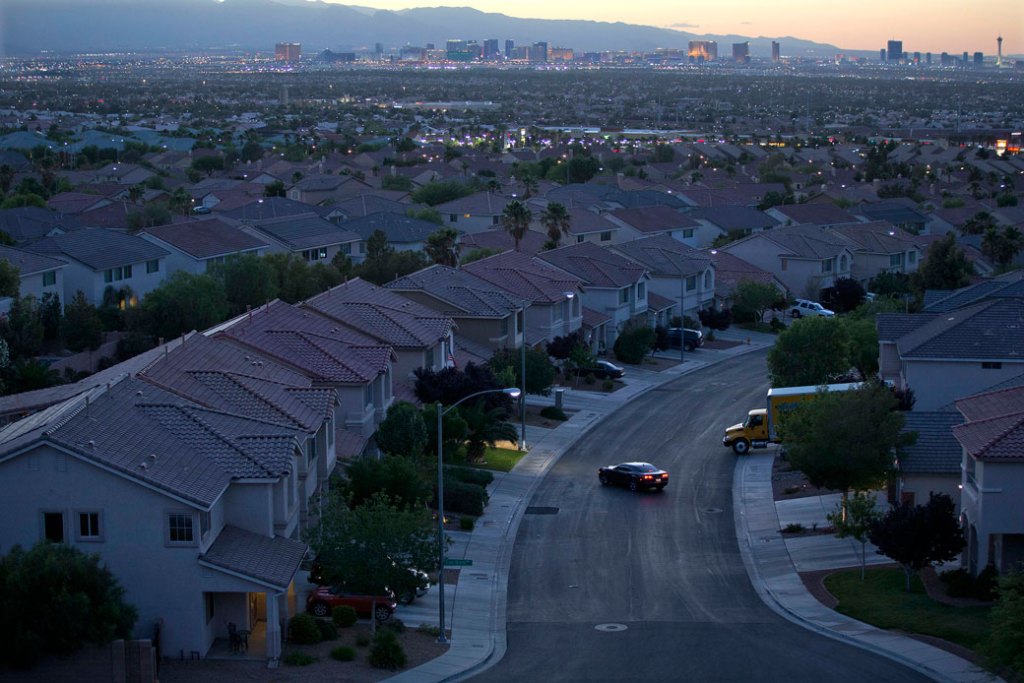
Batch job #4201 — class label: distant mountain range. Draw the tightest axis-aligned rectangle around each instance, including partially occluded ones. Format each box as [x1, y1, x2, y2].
[0, 0, 871, 58]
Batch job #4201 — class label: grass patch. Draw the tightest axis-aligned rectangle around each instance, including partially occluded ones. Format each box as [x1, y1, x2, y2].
[824, 568, 992, 650]
[473, 446, 525, 472]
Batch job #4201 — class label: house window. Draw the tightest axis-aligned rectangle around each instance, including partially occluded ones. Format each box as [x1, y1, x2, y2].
[449, 214, 458, 223]
[822, 259, 833, 273]
[492, 216, 500, 225]
[600, 231, 612, 242]
[982, 362, 1003, 370]
[889, 253, 904, 268]
[104, 270, 113, 283]
[104, 266, 132, 283]
[685, 275, 697, 291]
[364, 384, 374, 407]
[308, 437, 317, 466]
[123, 265, 132, 278]
[318, 248, 328, 260]
[619, 287, 629, 304]
[42, 511, 65, 543]
[576, 235, 585, 243]
[42, 271, 56, 287]
[340, 243, 352, 255]
[908, 251, 917, 264]
[637, 282, 646, 299]
[167, 512, 194, 544]
[77, 511, 102, 541]
[682, 228, 694, 239]
[146, 259, 159, 274]
[501, 317, 509, 336]
[781, 258, 788, 271]
[965, 454, 977, 488]
[839, 255, 848, 271]
[704, 271, 712, 288]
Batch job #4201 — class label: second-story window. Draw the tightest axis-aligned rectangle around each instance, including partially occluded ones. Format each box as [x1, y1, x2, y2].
[637, 281, 646, 299]
[146, 259, 160, 274]
[704, 271, 712, 289]
[167, 513, 194, 545]
[600, 231, 612, 242]
[43, 271, 56, 286]
[619, 287, 629, 304]
[364, 384, 374, 407]
[822, 259, 833, 273]
[890, 253, 904, 268]
[908, 251, 917, 264]
[686, 275, 697, 291]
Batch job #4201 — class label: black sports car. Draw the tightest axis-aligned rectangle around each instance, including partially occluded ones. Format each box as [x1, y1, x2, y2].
[597, 462, 669, 491]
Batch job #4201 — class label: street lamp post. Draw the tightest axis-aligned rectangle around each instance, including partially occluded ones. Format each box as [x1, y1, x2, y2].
[435, 387, 520, 644]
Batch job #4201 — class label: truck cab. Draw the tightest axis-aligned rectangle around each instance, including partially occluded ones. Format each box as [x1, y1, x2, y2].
[722, 408, 769, 454]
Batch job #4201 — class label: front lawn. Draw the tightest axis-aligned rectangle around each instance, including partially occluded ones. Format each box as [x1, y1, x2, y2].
[824, 568, 992, 650]
[472, 446, 525, 472]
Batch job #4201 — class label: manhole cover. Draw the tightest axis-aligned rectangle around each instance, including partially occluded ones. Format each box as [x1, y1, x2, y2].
[525, 506, 559, 515]
[595, 623, 628, 632]
[703, 507, 723, 514]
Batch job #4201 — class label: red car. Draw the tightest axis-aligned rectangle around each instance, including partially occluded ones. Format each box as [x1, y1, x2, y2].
[306, 586, 397, 621]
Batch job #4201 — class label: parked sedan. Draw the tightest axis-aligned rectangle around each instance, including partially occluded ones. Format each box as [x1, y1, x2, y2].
[598, 462, 669, 492]
[573, 360, 625, 380]
[306, 586, 396, 621]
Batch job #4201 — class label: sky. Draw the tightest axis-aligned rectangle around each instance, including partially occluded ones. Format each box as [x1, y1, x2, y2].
[329, 0, 1022, 54]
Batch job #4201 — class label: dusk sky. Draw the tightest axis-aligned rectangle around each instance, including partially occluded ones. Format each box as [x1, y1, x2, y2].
[324, 0, 1021, 54]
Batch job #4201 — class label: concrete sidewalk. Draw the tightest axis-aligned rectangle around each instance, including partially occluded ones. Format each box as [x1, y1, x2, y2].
[734, 453, 999, 683]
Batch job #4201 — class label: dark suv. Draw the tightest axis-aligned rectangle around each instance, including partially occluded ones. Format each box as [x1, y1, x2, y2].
[666, 328, 704, 352]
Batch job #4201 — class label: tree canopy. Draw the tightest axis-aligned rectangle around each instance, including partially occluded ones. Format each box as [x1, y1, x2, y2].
[911, 232, 972, 293]
[0, 542, 137, 669]
[779, 381, 906, 496]
[375, 401, 427, 459]
[208, 253, 280, 316]
[767, 316, 850, 386]
[306, 492, 437, 599]
[731, 280, 784, 324]
[868, 493, 965, 592]
[138, 271, 229, 341]
[500, 200, 532, 251]
[487, 346, 555, 397]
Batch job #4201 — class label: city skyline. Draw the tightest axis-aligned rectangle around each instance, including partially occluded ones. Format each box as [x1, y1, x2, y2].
[313, 0, 1020, 55]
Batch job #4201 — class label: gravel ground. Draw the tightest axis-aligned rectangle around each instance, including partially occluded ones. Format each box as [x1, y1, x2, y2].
[159, 623, 448, 683]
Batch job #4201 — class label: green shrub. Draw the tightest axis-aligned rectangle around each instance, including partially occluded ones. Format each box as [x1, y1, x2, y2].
[316, 618, 339, 641]
[446, 466, 494, 487]
[539, 406, 567, 421]
[769, 318, 786, 333]
[460, 515, 477, 531]
[941, 566, 999, 601]
[368, 628, 407, 670]
[332, 605, 358, 628]
[602, 380, 615, 392]
[782, 523, 805, 534]
[356, 633, 371, 647]
[283, 651, 318, 666]
[288, 613, 321, 644]
[444, 479, 487, 516]
[330, 645, 356, 662]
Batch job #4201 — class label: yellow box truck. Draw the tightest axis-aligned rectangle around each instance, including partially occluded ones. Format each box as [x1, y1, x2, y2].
[722, 382, 861, 454]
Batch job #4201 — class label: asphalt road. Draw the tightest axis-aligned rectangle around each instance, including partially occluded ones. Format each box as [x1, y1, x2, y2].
[474, 350, 931, 683]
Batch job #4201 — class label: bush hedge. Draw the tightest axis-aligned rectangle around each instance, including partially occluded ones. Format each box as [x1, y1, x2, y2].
[460, 515, 477, 531]
[287, 613, 321, 644]
[539, 406, 568, 421]
[445, 466, 494, 487]
[330, 645, 356, 662]
[368, 628, 407, 670]
[283, 652, 318, 666]
[332, 605, 358, 628]
[444, 479, 487, 516]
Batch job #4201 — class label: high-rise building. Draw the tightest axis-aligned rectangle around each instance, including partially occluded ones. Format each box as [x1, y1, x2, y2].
[926, 52, 932, 65]
[505, 39, 514, 59]
[962, 51, 969, 65]
[532, 41, 548, 62]
[688, 40, 718, 62]
[974, 51, 984, 66]
[275, 42, 301, 62]
[913, 51, 921, 64]
[771, 41, 780, 62]
[887, 40, 902, 62]
[549, 47, 574, 62]
[483, 39, 499, 60]
[732, 41, 749, 63]
[880, 48, 887, 62]
[374, 42, 383, 58]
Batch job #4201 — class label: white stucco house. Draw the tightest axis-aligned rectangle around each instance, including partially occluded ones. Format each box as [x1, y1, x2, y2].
[0, 244, 67, 303]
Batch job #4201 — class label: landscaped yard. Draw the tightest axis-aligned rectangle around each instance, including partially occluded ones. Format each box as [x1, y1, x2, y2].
[824, 567, 992, 650]
[472, 446, 525, 472]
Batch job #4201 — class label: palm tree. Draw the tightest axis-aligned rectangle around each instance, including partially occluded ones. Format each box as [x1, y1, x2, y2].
[540, 202, 572, 249]
[458, 401, 519, 462]
[962, 210, 997, 236]
[501, 200, 532, 251]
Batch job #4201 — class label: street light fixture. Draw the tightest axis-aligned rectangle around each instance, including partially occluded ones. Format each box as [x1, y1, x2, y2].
[435, 386, 520, 644]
